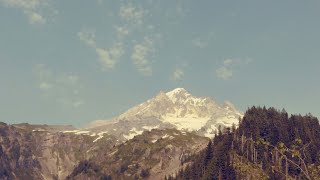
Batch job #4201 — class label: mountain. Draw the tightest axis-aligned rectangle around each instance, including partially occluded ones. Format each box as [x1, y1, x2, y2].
[67, 128, 208, 180]
[0, 122, 208, 180]
[2, 97, 319, 179]
[87, 88, 243, 141]
[0, 122, 117, 179]
[0, 88, 243, 179]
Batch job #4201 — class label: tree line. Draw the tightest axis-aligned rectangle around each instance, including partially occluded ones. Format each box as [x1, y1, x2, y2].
[170, 106, 320, 180]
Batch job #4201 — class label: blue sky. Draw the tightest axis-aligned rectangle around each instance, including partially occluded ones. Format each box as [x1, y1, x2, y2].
[1, 0, 320, 127]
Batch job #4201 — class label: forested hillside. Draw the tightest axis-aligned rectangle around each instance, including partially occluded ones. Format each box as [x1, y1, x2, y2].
[172, 107, 320, 180]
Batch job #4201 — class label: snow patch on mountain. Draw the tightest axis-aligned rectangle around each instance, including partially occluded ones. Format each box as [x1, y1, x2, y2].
[123, 128, 144, 140]
[215, 116, 239, 126]
[162, 114, 210, 131]
[93, 131, 108, 143]
[204, 128, 214, 138]
[142, 125, 159, 131]
[87, 88, 243, 141]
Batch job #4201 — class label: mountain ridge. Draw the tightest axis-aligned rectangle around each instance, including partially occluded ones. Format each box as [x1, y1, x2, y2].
[87, 88, 243, 140]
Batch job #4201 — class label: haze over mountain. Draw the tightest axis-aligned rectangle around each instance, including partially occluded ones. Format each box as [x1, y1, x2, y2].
[86, 88, 242, 141]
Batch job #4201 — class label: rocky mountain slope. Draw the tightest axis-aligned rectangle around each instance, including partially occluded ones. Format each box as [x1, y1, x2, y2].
[0, 122, 116, 180]
[0, 122, 208, 180]
[0, 88, 243, 179]
[67, 128, 208, 180]
[88, 88, 243, 141]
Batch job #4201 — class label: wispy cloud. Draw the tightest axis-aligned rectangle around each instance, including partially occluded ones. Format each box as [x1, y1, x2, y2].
[78, 30, 123, 70]
[1, 0, 55, 24]
[192, 32, 215, 48]
[176, 0, 189, 18]
[30, 11, 46, 24]
[171, 62, 188, 81]
[216, 58, 252, 80]
[78, 2, 148, 71]
[119, 2, 147, 26]
[216, 66, 233, 80]
[96, 43, 124, 70]
[172, 68, 184, 81]
[77, 30, 96, 48]
[78, 2, 160, 75]
[33, 64, 85, 108]
[163, 0, 190, 25]
[118, 2, 161, 76]
[131, 37, 155, 76]
[114, 25, 130, 39]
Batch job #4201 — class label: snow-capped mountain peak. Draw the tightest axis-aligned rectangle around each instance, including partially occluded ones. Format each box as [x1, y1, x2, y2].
[88, 88, 243, 140]
[165, 88, 211, 106]
[166, 88, 190, 103]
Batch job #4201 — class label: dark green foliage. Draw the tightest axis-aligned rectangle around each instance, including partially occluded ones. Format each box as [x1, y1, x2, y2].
[10, 139, 20, 162]
[238, 107, 320, 163]
[174, 106, 320, 180]
[100, 175, 112, 180]
[119, 162, 129, 173]
[204, 140, 213, 167]
[140, 168, 150, 178]
[68, 160, 100, 176]
[0, 145, 13, 179]
[238, 106, 320, 179]
[173, 129, 236, 180]
[66, 160, 112, 180]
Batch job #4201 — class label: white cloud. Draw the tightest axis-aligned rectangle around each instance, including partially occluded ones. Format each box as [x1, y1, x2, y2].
[223, 58, 236, 66]
[33, 64, 85, 108]
[216, 58, 252, 80]
[96, 43, 124, 70]
[192, 38, 208, 48]
[114, 25, 130, 39]
[72, 100, 84, 108]
[119, 2, 147, 25]
[172, 68, 184, 81]
[39, 82, 53, 90]
[131, 37, 155, 76]
[216, 67, 233, 80]
[77, 2, 159, 74]
[192, 32, 215, 48]
[176, 0, 189, 18]
[78, 30, 96, 48]
[30, 12, 46, 24]
[1, 0, 54, 24]
[78, 30, 124, 70]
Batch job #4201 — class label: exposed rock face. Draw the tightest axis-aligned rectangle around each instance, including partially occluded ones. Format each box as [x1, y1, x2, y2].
[66, 129, 209, 180]
[0, 123, 115, 180]
[0, 88, 242, 179]
[88, 88, 243, 140]
[0, 123, 208, 180]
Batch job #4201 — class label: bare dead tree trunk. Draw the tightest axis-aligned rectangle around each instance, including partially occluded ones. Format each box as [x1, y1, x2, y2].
[251, 142, 254, 162]
[276, 150, 279, 166]
[255, 148, 258, 163]
[246, 141, 249, 160]
[241, 134, 244, 154]
[285, 158, 288, 180]
[253, 147, 256, 163]
[271, 151, 274, 164]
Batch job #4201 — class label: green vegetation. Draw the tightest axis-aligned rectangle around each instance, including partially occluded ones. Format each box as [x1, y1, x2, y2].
[2, 106, 320, 179]
[66, 160, 112, 180]
[173, 106, 320, 180]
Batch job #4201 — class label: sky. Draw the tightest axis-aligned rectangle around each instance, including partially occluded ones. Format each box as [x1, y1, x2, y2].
[1, 0, 320, 127]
